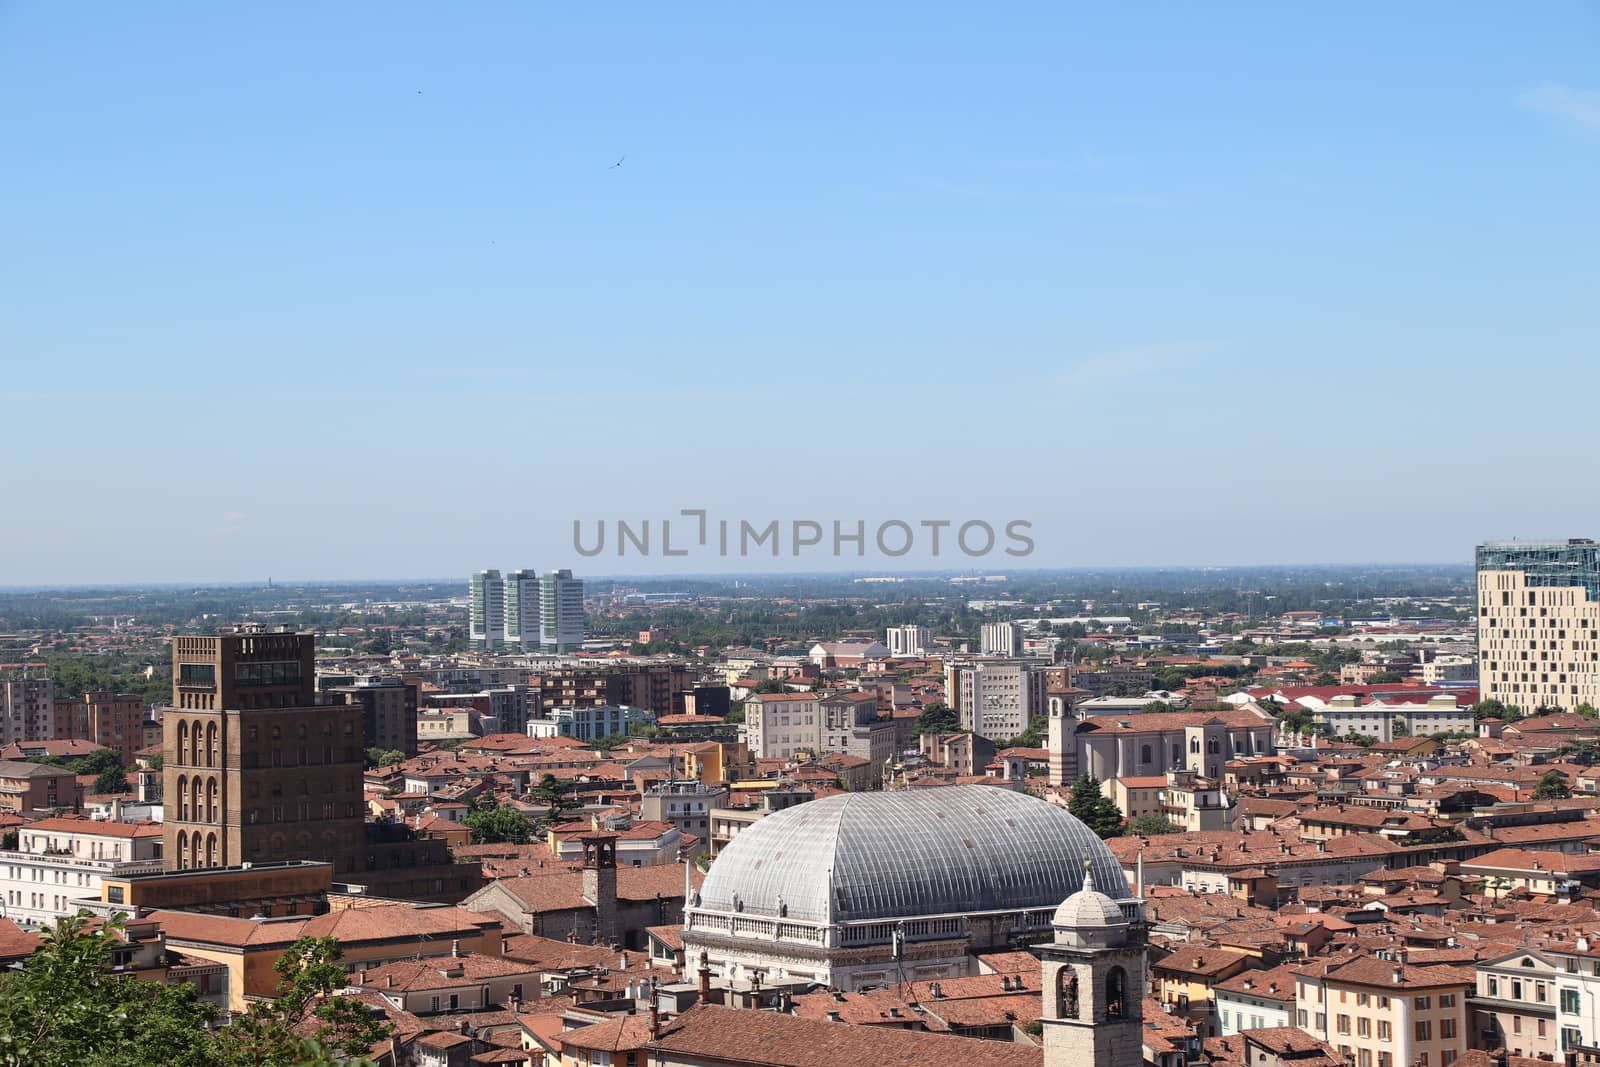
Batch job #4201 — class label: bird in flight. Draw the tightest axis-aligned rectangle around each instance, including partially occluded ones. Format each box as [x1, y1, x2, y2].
[610, 155, 625, 169]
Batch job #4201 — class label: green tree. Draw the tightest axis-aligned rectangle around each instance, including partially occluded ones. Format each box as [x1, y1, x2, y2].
[915, 702, 960, 736]
[1067, 775, 1125, 839]
[0, 914, 219, 1067]
[1139, 700, 1172, 714]
[1472, 699, 1521, 723]
[1534, 770, 1571, 800]
[1575, 704, 1598, 720]
[212, 936, 391, 1065]
[1312, 672, 1338, 686]
[1368, 672, 1404, 684]
[94, 767, 129, 794]
[1127, 812, 1180, 836]
[527, 774, 581, 829]
[463, 799, 536, 845]
[71, 749, 124, 778]
[376, 750, 405, 767]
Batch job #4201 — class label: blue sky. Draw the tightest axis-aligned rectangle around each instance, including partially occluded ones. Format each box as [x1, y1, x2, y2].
[2, 3, 1598, 583]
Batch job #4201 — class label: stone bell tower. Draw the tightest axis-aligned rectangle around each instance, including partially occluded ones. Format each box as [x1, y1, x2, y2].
[1036, 861, 1146, 1067]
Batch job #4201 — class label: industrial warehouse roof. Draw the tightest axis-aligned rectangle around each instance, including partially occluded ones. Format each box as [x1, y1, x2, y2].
[694, 784, 1128, 925]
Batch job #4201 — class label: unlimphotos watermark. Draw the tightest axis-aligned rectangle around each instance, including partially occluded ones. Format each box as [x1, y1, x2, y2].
[573, 511, 1034, 559]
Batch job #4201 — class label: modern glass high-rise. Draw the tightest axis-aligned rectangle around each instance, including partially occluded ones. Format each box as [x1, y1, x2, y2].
[469, 569, 505, 650]
[540, 569, 585, 652]
[504, 569, 541, 648]
[1476, 538, 1600, 711]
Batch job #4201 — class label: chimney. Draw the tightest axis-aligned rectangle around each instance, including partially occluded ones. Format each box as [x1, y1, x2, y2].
[647, 977, 661, 1038]
[386, 974, 394, 988]
[451, 939, 461, 958]
[826, 1010, 842, 1022]
[698, 951, 711, 999]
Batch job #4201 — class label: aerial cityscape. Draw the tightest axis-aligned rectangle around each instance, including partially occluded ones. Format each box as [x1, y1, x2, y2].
[6, 2, 1600, 1065]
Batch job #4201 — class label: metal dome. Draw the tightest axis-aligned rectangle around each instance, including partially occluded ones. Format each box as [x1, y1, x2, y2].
[696, 785, 1130, 925]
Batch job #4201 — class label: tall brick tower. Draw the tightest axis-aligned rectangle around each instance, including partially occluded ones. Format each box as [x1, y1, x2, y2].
[163, 629, 364, 872]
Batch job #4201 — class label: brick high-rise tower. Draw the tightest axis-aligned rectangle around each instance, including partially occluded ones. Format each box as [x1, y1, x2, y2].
[164, 629, 364, 872]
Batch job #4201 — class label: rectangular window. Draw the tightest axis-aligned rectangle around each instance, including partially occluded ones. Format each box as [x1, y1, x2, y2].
[1416, 1021, 1432, 1041]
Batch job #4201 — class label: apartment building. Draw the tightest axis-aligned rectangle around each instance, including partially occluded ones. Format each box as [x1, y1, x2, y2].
[1295, 955, 1472, 1067]
[526, 704, 648, 742]
[1470, 948, 1560, 1059]
[469, 569, 506, 650]
[945, 658, 1045, 740]
[743, 692, 821, 759]
[540, 569, 585, 652]
[1546, 935, 1600, 1053]
[818, 691, 893, 780]
[504, 568, 541, 649]
[0, 816, 164, 927]
[980, 621, 1023, 657]
[0, 759, 77, 813]
[886, 624, 931, 657]
[327, 676, 420, 756]
[0, 675, 54, 745]
[1477, 539, 1600, 711]
[1314, 694, 1475, 743]
[641, 779, 729, 843]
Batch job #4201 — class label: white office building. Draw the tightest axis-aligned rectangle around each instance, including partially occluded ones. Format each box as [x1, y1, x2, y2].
[886, 625, 931, 657]
[469, 570, 506, 650]
[504, 569, 541, 649]
[540, 569, 585, 653]
[945, 658, 1044, 740]
[980, 621, 1023, 657]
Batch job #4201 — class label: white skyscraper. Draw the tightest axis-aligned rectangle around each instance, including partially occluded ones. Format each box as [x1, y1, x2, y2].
[469, 569, 505, 650]
[540, 569, 585, 653]
[886, 624, 931, 657]
[504, 569, 541, 648]
[981, 621, 1023, 657]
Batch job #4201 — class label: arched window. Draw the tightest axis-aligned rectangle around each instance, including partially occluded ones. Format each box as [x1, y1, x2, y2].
[177, 724, 189, 767]
[1207, 737, 1219, 755]
[1140, 744, 1152, 765]
[1057, 967, 1079, 1019]
[175, 776, 188, 821]
[189, 832, 201, 870]
[206, 777, 219, 822]
[1189, 737, 1200, 754]
[190, 720, 204, 766]
[190, 777, 202, 823]
[204, 832, 218, 868]
[205, 722, 218, 767]
[1106, 966, 1127, 1020]
[176, 831, 188, 870]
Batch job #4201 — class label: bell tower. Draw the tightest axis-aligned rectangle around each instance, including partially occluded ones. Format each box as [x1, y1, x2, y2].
[1037, 861, 1146, 1067]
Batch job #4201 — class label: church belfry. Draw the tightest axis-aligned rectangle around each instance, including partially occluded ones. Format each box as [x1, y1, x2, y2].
[1037, 860, 1147, 1067]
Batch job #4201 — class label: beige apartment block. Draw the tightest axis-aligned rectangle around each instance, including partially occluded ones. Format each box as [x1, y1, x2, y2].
[1478, 549, 1600, 711]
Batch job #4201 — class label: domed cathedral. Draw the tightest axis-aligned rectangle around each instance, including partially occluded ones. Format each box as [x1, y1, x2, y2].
[681, 785, 1143, 994]
[1037, 860, 1148, 1067]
